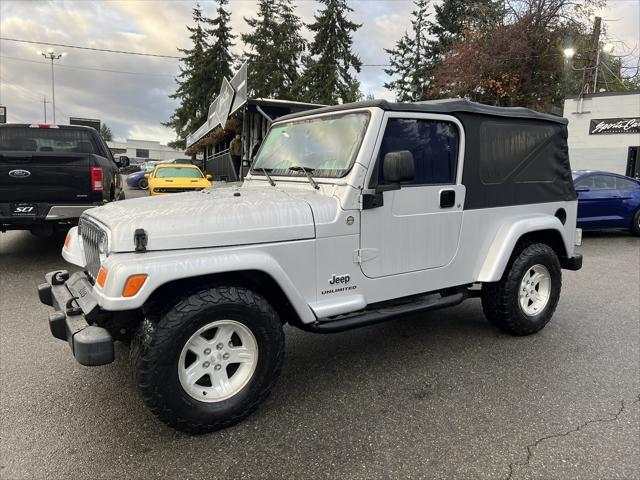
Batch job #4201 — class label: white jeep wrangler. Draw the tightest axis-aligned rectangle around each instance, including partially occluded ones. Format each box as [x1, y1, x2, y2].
[39, 99, 582, 433]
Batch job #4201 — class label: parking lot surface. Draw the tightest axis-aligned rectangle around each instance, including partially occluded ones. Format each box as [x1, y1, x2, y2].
[1, 213, 638, 479]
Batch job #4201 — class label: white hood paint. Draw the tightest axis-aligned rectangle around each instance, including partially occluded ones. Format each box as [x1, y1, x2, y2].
[86, 185, 340, 252]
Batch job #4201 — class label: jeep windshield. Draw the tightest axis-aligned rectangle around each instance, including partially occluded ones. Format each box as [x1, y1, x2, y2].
[251, 111, 370, 178]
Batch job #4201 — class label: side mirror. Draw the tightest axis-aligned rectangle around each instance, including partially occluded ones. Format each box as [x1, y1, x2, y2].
[144, 174, 150, 179]
[116, 156, 130, 168]
[206, 174, 212, 180]
[575, 185, 590, 192]
[383, 150, 415, 183]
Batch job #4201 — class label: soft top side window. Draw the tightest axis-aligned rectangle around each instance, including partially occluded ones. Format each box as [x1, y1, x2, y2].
[375, 118, 459, 187]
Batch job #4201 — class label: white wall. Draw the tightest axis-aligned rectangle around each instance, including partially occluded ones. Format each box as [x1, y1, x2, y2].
[107, 139, 184, 162]
[564, 92, 640, 174]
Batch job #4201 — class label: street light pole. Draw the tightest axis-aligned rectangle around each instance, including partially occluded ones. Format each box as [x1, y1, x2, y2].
[39, 49, 65, 124]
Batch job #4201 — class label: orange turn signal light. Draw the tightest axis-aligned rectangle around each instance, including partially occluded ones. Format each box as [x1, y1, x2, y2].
[96, 267, 108, 288]
[122, 274, 148, 298]
[64, 232, 72, 249]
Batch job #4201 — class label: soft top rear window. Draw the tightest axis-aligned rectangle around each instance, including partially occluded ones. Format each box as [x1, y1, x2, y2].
[0, 127, 98, 154]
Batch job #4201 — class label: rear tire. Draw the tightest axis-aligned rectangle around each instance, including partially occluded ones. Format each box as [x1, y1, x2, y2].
[481, 243, 561, 336]
[631, 210, 640, 236]
[138, 178, 148, 190]
[131, 285, 284, 434]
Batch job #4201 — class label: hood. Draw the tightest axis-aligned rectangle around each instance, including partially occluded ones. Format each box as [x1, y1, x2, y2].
[85, 186, 338, 252]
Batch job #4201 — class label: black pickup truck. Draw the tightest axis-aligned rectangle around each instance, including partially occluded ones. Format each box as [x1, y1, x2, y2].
[0, 123, 128, 236]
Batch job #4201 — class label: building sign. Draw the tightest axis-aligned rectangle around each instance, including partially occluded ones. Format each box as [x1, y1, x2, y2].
[589, 117, 640, 135]
[187, 63, 247, 148]
[0, 106, 6, 124]
[229, 62, 248, 116]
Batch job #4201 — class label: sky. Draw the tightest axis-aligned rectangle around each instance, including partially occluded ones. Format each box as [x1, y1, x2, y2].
[0, 0, 638, 144]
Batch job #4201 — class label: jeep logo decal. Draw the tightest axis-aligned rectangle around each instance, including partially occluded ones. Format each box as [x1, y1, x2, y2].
[329, 274, 350, 285]
[9, 169, 31, 178]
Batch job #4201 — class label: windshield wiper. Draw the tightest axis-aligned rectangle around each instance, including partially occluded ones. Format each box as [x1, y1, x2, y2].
[289, 166, 319, 190]
[260, 168, 276, 187]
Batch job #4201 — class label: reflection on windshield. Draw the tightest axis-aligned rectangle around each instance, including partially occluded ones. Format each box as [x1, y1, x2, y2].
[252, 112, 370, 178]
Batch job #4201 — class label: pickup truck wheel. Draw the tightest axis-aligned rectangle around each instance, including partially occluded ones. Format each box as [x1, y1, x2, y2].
[131, 286, 284, 433]
[481, 243, 561, 336]
[631, 210, 640, 236]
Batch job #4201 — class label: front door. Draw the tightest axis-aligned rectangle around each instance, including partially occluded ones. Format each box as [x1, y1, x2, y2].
[360, 114, 465, 278]
[576, 174, 623, 227]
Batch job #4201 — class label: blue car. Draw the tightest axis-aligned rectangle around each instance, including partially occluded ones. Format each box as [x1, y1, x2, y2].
[573, 170, 640, 236]
[126, 169, 151, 189]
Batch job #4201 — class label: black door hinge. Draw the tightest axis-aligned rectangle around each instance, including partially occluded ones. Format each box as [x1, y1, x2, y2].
[362, 192, 384, 210]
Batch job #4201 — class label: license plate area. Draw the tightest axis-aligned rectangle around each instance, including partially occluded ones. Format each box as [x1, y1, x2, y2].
[11, 203, 37, 216]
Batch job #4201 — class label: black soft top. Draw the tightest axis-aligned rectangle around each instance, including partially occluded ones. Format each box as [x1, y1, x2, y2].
[279, 98, 575, 210]
[277, 98, 567, 125]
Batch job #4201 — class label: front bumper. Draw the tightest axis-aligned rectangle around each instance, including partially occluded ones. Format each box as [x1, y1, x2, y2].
[560, 254, 583, 271]
[38, 270, 114, 366]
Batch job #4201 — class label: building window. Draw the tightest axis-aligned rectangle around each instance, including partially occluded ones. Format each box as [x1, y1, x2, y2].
[110, 148, 126, 155]
[136, 149, 149, 158]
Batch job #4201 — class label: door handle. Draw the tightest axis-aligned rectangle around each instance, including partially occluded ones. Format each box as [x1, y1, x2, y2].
[440, 189, 455, 208]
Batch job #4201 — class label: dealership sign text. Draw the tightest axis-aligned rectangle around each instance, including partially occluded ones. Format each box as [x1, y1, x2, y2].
[589, 117, 640, 135]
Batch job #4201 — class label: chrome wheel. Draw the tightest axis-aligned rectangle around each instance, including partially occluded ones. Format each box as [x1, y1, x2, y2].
[519, 264, 551, 316]
[178, 320, 258, 403]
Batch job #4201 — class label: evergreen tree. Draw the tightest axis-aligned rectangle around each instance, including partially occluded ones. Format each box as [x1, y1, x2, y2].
[300, 0, 363, 104]
[165, 4, 211, 149]
[204, 0, 236, 101]
[242, 0, 306, 100]
[428, 0, 502, 59]
[99, 123, 113, 142]
[384, 0, 432, 101]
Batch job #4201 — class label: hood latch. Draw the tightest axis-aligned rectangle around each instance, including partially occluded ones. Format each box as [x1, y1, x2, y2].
[134, 229, 148, 253]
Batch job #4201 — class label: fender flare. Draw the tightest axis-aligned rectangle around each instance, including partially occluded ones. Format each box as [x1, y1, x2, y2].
[98, 247, 317, 324]
[477, 215, 567, 282]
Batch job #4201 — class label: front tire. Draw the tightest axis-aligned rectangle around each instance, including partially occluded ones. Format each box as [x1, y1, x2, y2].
[138, 178, 148, 190]
[481, 243, 561, 336]
[132, 285, 284, 433]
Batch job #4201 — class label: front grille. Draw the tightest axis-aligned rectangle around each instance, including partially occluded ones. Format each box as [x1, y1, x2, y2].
[154, 187, 203, 193]
[78, 216, 106, 282]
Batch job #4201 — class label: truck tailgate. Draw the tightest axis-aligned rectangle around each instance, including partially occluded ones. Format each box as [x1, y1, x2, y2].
[0, 152, 93, 203]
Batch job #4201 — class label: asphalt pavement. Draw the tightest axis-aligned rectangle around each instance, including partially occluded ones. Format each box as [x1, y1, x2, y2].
[0, 200, 638, 479]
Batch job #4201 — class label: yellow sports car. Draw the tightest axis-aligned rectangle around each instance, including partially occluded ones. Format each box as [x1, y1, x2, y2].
[147, 164, 212, 196]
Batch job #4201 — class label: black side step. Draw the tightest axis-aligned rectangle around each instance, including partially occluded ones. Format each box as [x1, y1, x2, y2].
[300, 291, 467, 334]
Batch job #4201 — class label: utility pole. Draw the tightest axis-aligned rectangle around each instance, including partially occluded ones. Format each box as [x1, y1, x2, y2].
[39, 49, 65, 124]
[583, 16, 601, 94]
[42, 96, 49, 123]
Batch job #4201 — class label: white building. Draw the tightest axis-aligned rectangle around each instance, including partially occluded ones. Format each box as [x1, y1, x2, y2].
[107, 139, 184, 164]
[563, 91, 640, 176]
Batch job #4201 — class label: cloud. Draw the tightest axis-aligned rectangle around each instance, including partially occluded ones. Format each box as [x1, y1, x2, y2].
[1, 0, 638, 145]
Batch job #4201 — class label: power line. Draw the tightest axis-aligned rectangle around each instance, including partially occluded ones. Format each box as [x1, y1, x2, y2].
[0, 55, 177, 77]
[0, 37, 182, 59]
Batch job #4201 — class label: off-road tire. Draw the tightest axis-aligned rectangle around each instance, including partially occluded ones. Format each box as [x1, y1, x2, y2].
[481, 243, 561, 336]
[631, 210, 640, 236]
[138, 178, 148, 190]
[131, 285, 284, 434]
